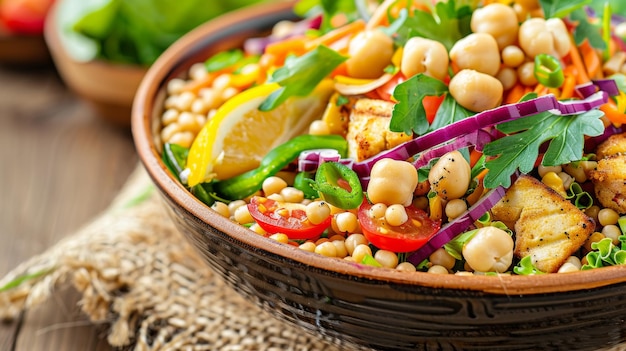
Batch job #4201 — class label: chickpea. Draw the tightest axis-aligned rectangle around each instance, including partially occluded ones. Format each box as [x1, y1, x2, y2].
[557, 262, 579, 273]
[602, 225, 622, 245]
[517, 61, 538, 86]
[368, 203, 388, 219]
[262, 176, 288, 195]
[501, 45, 526, 68]
[428, 265, 449, 274]
[345, 233, 368, 255]
[374, 250, 399, 268]
[598, 208, 620, 226]
[269, 233, 289, 244]
[445, 199, 468, 219]
[299, 241, 317, 253]
[449, 33, 501, 76]
[428, 150, 472, 201]
[470, 3, 519, 50]
[335, 212, 359, 233]
[448, 69, 503, 112]
[518, 17, 570, 58]
[396, 261, 417, 272]
[400, 37, 449, 81]
[346, 29, 394, 79]
[429, 248, 456, 270]
[305, 201, 332, 225]
[385, 204, 409, 226]
[495, 67, 518, 91]
[367, 158, 418, 206]
[211, 201, 230, 218]
[332, 240, 349, 258]
[462, 226, 514, 273]
[315, 241, 338, 257]
[352, 244, 373, 263]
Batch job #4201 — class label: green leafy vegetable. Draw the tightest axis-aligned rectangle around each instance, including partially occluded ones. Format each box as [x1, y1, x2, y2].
[482, 109, 605, 188]
[259, 45, 347, 111]
[57, 0, 266, 65]
[205, 50, 245, 72]
[361, 254, 383, 267]
[443, 229, 479, 260]
[565, 182, 593, 209]
[539, 0, 591, 18]
[293, 0, 360, 33]
[570, 9, 606, 49]
[395, 0, 472, 51]
[513, 256, 545, 275]
[582, 236, 626, 270]
[390, 74, 449, 136]
[429, 93, 473, 132]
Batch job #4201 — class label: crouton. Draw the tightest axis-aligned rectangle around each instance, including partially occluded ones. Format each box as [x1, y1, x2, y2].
[345, 98, 412, 162]
[589, 155, 626, 214]
[596, 132, 626, 160]
[491, 175, 595, 273]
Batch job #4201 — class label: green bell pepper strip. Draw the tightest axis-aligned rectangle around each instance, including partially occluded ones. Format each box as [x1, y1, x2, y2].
[534, 54, 565, 88]
[314, 161, 363, 210]
[294, 171, 319, 199]
[162, 143, 189, 182]
[213, 134, 348, 200]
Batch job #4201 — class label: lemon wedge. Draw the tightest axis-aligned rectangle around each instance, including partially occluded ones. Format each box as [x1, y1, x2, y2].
[186, 80, 335, 187]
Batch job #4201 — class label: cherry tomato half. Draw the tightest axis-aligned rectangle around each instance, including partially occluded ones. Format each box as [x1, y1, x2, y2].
[247, 196, 331, 240]
[357, 201, 441, 253]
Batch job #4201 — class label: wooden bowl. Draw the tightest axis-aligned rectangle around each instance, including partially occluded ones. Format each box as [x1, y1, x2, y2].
[43, 4, 147, 126]
[132, 2, 626, 350]
[0, 30, 51, 66]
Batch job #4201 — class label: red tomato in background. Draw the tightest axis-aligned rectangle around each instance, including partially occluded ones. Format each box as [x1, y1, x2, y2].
[358, 201, 441, 253]
[0, 0, 55, 35]
[247, 196, 331, 240]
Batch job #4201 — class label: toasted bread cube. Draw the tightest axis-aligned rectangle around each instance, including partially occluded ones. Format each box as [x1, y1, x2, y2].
[596, 132, 626, 160]
[589, 155, 626, 214]
[491, 175, 595, 273]
[345, 98, 412, 162]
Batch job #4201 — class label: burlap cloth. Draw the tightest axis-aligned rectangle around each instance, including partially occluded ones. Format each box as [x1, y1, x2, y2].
[0, 164, 624, 351]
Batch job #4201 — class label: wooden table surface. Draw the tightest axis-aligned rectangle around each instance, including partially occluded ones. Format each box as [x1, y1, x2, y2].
[0, 63, 137, 350]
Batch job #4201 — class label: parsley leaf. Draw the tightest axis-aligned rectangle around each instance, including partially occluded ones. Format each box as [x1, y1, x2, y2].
[482, 109, 605, 188]
[397, 0, 472, 51]
[259, 45, 347, 111]
[570, 9, 606, 49]
[390, 74, 448, 136]
[428, 94, 473, 132]
[539, 0, 591, 18]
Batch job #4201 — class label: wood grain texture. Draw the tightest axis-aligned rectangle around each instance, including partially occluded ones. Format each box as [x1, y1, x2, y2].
[0, 65, 137, 351]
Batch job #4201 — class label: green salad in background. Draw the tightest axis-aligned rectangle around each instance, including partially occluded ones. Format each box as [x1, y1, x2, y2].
[55, 0, 266, 65]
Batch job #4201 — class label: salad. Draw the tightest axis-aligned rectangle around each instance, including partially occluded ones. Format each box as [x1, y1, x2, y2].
[158, 0, 626, 276]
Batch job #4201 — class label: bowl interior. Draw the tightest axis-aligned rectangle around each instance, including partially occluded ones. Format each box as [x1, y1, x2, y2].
[132, 1, 626, 296]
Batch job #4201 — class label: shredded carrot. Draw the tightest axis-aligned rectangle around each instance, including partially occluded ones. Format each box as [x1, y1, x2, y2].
[566, 36, 591, 85]
[578, 40, 603, 79]
[469, 149, 483, 168]
[600, 99, 626, 124]
[533, 83, 547, 95]
[265, 36, 308, 67]
[304, 19, 366, 51]
[504, 83, 531, 104]
[559, 73, 577, 99]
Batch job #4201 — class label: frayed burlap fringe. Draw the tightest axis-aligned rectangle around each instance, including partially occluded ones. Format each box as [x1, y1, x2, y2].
[1, 165, 626, 351]
[0, 165, 346, 351]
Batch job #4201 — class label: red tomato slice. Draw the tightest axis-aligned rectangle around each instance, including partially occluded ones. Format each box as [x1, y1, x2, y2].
[247, 196, 331, 240]
[422, 94, 445, 124]
[357, 201, 441, 253]
[375, 72, 405, 101]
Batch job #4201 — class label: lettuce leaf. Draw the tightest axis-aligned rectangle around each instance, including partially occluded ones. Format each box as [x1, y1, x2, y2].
[57, 0, 266, 65]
